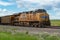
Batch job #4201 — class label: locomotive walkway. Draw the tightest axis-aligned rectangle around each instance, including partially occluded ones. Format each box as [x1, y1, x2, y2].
[0, 25, 60, 35]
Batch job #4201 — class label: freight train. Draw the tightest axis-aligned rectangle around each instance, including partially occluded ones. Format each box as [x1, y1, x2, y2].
[0, 9, 50, 27]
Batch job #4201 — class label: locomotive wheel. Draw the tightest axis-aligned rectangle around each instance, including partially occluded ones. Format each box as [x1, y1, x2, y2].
[30, 23, 40, 28]
[30, 25, 33, 27]
[41, 24, 46, 28]
[30, 24, 36, 27]
[34, 24, 38, 28]
[36, 25, 40, 27]
[38, 25, 41, 28]
[32, 24, 37, 27]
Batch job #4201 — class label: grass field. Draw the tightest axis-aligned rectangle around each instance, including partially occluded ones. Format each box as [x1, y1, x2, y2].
[0, 32, 38, 40]
[0, 25, 60, 40]
[0, 25, 59, 40]
[0, 32, 60, 40]
[51, 20, 60, 26]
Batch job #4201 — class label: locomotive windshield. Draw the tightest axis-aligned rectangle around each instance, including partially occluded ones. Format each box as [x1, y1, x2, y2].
[41, 16, 48, 18]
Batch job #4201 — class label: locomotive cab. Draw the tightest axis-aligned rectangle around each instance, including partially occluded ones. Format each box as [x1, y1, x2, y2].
[28, 9, 51, 27]
[40, 13, 50, 27]
[36, 9, 50, 27]
[36, 9, 51, 27]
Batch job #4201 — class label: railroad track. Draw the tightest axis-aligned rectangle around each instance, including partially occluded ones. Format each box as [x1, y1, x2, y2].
[0, 25, 60, 34]
[46, 26, 60, 29]
[0, 25, 60, 29]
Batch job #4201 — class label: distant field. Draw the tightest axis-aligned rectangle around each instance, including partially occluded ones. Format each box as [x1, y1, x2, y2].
[51, 20, 60, 26]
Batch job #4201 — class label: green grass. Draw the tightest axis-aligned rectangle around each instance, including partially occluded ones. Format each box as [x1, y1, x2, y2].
[39, 33, 60, 40]
[0, 32, 38, 40]
[51, 20, 60, 26]
[0, 32, 60, 40]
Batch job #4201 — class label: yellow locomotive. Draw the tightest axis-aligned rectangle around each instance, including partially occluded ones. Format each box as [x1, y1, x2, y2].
[0, 9, 50, 27]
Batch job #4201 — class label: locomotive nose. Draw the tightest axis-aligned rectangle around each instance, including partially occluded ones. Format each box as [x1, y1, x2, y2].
[40, 15, 50, 26]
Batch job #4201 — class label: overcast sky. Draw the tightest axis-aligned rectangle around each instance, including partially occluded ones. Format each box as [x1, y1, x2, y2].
[0, 0, 60, 19]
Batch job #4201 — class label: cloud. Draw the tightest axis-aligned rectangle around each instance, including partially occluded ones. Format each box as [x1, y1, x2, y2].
[0, 9, 15, 16]
[49, 7, 60, 19]
[16, 0, 60, 19]
[16, 0, 60, 10]
[0, 1, 14, 6]
[0, 9, 7, 12]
